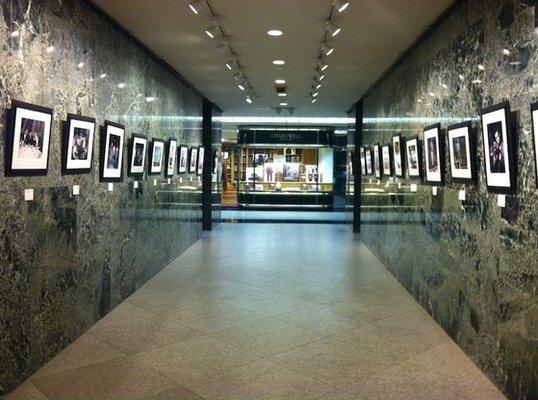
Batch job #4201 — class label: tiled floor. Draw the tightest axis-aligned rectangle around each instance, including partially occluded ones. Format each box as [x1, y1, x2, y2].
[5, 224, 506, 400]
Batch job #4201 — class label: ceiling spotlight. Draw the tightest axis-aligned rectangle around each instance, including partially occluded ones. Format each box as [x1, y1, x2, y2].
[318, 59, 328, 71]
[205, 21, 220, 39]
[332, 0, 350, 13]
[267, 29, 283, 36]
[234, 72, 244, 81]
[315, 72, 325, 81]
[225, 58, 238, 70]
[275, 79, 286, 84]
[312, 92, 319, 97]
[315, 82, 322, 89]
[311, 98, 317, 103]
[320, 42, 334, 56]
[246, 97, 252, 104]
[278, 93, 287, 97]
[188, 0, 202, 14]
[272, 59, 285, 66]
[216, 39, 230, 54]
[325, 20, 341, 37]
[238, 84, 245, 91]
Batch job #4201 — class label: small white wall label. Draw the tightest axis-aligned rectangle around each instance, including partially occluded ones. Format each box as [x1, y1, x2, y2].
[108, 182, 114, 192]
[24, 189, 34, 201]
[459, 190, 466, 201]
[497, 194, 506, 208]
[72, 185, 80, 196]
[410, 184, 418, 192]
[133, 181, 139, 189]
[432, 186, 438, 196]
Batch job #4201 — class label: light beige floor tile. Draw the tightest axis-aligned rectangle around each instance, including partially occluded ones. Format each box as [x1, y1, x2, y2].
[185, 360, 332, 400]
[3, 381, 48, 400]
[138, 385, 204, 400]
[31, 357, 177, 400]
[31, 332, 125, 378]
[182, 305, 264, 333]
[88, 302, 203, 354]
[133, 335, 259, 386]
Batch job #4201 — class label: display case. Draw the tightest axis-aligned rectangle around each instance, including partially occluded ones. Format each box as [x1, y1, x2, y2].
[237, 126, 335, 209]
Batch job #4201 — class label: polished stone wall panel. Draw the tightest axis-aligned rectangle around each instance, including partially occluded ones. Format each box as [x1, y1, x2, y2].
[360, 1, 537, 399]
[0, 0, 203, 394]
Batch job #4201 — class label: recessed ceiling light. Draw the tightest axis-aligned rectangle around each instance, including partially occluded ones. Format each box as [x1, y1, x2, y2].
[332, 0, 350, 13]
[275, 79, 286, 84]
[188, 0, 202, 14]
[267, 29, 283, 36]
[279, 102, 288, 106]
[277, 93, 287, 97]
[273, 60, 285, 66]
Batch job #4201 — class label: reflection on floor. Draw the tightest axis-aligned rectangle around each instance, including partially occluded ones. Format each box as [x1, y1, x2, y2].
[5, 224, 506, 400]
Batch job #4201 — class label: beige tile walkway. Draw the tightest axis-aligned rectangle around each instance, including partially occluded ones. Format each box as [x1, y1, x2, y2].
[4, 224, 506, 400]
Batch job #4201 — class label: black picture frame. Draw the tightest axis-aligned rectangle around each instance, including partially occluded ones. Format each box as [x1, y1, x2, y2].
[178, 145, 188, 174]
[128, 133, 147, 177]
[365, 146, 373, 176]
[405, 136, 422, 179]
[189, 147, 198, 174]
[62, 113, 96, 175]
[423, 123, 445, 186]
[381, 144, 392, 177]
[197, 146, 205, 176]
[392, 134, 404, 177]
[148, 138, 165, 175]
[359, 146, 366, 175]
[99, 120, 125, 182]
[446, 120, 477, 185]
[5, 99, 53, 177]
[373, 143, 381, 179]
[165, 138, 177, 177]
[480, 101, 516, 194]
[531, 101, 538, 188]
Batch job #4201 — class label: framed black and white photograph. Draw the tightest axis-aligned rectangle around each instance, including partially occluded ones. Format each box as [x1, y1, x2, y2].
[382, 144, 392, 177]
[197, 146, 205, 175]
[365, 147, 373, 175]
[531, 101, 538, 187]
[359, 146, 366, 174]
[62, 113, 95, 174]
[480, 101, 515, 194]
[178, 145, 188, 174]
[213, 150, 219, 175]
[5, 100, 53, 176]
[128, 134, 147, 176]
[149, 139, 165, 175]
[405, 136, 421, 178]
[373, 143, 381, 179]
[423, 124, 444, 185]
[100, 121, 125, 182]
[189, 147, 198, 173]
[166, 138, 177, 177]
[392, 134, 403, 177]
[447, 121, 475, 184]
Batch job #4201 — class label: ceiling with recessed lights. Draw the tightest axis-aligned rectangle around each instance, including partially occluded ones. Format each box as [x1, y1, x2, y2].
[90, 0, 453, 117]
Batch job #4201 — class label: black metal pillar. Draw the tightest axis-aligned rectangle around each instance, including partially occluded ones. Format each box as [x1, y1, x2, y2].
[353, 100, 363, 233]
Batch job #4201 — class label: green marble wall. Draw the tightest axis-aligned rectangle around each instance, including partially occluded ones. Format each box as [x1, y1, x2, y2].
[360, 1, 537, 399]
[0, 0, 204, 394]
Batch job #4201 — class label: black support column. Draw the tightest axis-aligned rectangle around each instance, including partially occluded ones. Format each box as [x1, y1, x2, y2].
[353, 100, 363, 233]
[202, 98, 213, 231]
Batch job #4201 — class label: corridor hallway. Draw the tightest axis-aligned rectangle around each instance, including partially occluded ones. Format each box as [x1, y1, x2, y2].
[5, 224, 505, 400]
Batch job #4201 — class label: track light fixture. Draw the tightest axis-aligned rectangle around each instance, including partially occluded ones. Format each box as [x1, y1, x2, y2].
[315, 71, 325, 81]
[246, 96, 252, 104]
[188, 0, 202, 15]
[233, 71, 244, 81]
[332, 0, 350, 13]
[314, 82, 322, 90]
[216, 39, 230, 54]
[320, 42, 334, 56]
[325, 20, 341, 37]
[318, 59, 328, 72]
[225, 58, 238, 70]
[205, 19, 221, 39]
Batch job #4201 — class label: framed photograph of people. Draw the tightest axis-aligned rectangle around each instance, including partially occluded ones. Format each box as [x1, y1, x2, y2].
[178, 145, 188, 173]
[392, 134, 403, 177]
[405, 136, 421, 178]
[212, 150, 219, 175]
[531, 101, 538, 187]
[423, 124, 444, 185]
[365, 147, 373, 176]
[189, 147, 198, 173]
[100, 121, 125, 182]
[62, 114, 95, 174]
[5, 100, 53, 176]
[447, 121, 475, 184]
[149, 139, 165, 175]
[166, 138, 177, 177]
[480, 101, 515, 194]
[197, 146, 205, 175]
[359, 146, 366, 174]
[128, 134, 147, 176]
[373, 143, 381, 179]
[382, 144, 392, 177]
